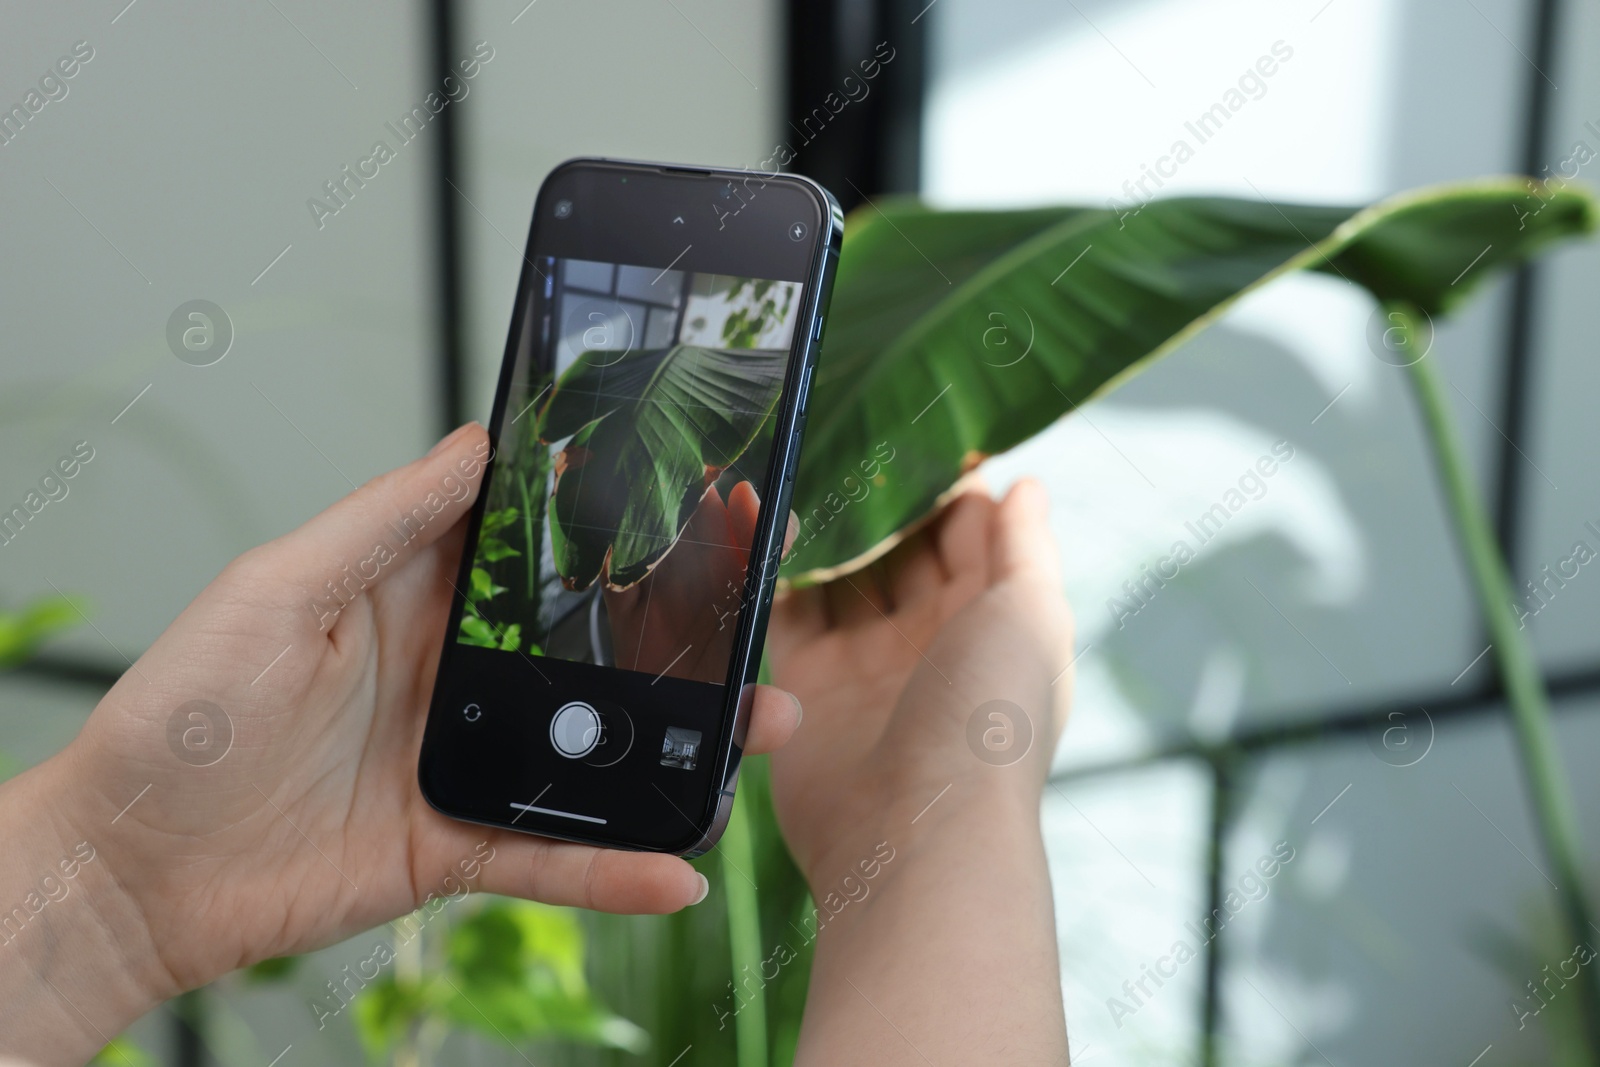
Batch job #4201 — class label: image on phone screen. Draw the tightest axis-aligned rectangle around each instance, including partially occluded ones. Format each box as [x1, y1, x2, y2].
[461, 259, 804, 684]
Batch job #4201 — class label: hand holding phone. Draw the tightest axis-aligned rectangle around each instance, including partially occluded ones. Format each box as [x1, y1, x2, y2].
[0, 416, 819, 1065]
[419, 159, 840, 854]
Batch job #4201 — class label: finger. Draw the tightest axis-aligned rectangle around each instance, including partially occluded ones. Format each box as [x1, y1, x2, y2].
[823, 569, 892, 629]
[476, 836, 707, 913]
[743, 683, 803, 754]
[883, 528, 947, 617]
[935, 488, 998, 593]
[375, 518, 472, 667]
[683, 483, 731, 550]
[867, 558, 896, 612]
[646, 483, 731, 598]
[992, 478, 1061, 586]
[768, 583, 829, 659]
[266, 423, 491, 596]
[782, 510, 799, 559]
[725, 480, 761, 554]
[622, 483, 729, 622]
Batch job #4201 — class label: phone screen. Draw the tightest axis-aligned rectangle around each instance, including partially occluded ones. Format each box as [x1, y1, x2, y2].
[421, 161, 834, 853]
[468, 260, 804, 682]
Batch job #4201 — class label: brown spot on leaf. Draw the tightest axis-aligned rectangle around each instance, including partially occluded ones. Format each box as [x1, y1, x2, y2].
[554, 445, 592, 478]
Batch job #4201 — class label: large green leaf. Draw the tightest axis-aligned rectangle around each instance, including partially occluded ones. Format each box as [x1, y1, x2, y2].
[536, 344, 788, 591]
[784, 178, 1597, 583]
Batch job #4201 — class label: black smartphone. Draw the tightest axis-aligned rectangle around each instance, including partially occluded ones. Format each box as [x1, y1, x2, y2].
[418, 158, 841, 856]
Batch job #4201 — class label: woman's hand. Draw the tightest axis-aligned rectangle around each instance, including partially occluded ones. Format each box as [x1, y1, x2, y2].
[766, 478, 1073, 884]
[0, 423, 803, 1066]
[765, 479, 1075, 1066]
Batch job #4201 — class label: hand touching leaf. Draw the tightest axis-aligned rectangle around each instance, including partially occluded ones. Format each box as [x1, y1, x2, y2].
[535, 344, 787, 591]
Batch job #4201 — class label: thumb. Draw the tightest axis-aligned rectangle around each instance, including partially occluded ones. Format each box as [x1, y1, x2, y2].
[262, 422, 491, 603]
[990, 477, 1060, 587]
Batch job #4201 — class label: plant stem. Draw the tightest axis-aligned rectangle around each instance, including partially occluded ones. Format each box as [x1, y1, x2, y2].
[723, 787, 769, 1067]
[172, 989, 205, 1067]
[1398, 302, 1600, 1061]
[518, 469, 536, 602]
[394, 921, 426, 1067]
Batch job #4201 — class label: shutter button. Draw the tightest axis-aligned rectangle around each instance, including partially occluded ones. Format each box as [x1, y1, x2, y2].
[550, 701, 602, 758]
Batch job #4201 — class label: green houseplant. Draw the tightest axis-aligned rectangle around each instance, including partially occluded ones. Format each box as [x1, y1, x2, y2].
[573, 176, 1600, 1067]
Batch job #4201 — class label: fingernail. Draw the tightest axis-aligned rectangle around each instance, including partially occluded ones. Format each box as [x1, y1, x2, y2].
[691, 872, 710, 905]
[428, 422, 478, 458]
[789, 690, 804, 727]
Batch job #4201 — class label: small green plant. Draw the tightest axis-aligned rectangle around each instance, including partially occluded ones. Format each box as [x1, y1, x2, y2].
[88, 1037, 155, 1067]
[462, 400, 554, 650]
[0, 593, 83, 667]
[718, 278, 796, 348]
[457, 508, 526, 652]
[351, 899, 647, 1062]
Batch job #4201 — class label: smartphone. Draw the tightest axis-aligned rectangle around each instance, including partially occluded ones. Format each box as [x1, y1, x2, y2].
[418, 158, 841, 856]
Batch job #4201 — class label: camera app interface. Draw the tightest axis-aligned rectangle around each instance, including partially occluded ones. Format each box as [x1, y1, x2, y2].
[460, 256, 804, 688]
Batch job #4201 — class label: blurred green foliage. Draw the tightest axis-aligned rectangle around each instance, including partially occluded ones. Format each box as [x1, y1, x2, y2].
[351, 899, 646, 1061]
[87, 1037, 155, 1067]
[0, 594, 83, 667]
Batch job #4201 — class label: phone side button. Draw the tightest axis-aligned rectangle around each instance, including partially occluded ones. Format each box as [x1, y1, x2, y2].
[784, 413, 807, 482]
[797, 363, 814, 416]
